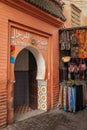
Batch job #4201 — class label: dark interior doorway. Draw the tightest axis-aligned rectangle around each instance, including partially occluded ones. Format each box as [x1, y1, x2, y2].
[14, 49, 37, 114]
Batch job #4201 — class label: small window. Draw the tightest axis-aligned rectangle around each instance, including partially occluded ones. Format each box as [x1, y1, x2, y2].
[71, 4, 81, 27]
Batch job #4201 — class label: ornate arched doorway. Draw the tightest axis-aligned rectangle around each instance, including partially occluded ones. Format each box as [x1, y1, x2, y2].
[8, 45, 47, 123]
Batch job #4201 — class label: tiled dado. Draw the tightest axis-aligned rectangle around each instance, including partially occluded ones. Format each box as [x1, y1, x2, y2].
[38, 80, 47, 111]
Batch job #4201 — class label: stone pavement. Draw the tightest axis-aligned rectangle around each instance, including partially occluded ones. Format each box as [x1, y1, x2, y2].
[1, 108, 87, 130]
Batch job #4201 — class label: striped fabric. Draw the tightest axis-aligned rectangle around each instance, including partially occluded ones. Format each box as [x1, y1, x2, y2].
[59, 84, 64, 109]
[59, 81, 86, 112]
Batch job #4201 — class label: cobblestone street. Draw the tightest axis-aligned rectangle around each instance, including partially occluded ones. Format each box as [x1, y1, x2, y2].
[1, 109, 87, 130]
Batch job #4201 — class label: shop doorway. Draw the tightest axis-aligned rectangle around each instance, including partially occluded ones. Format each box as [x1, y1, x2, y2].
[14, 48, 37, 118]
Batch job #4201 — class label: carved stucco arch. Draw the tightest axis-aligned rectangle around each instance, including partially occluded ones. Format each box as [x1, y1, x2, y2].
[15, 45, 46, 80]
[26, 46, 46, 80]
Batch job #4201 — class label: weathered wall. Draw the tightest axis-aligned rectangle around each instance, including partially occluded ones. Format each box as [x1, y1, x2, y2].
[0, 1, 63, 127]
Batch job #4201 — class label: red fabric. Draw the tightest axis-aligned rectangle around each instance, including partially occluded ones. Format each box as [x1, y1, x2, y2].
[11, 45, 15, 51]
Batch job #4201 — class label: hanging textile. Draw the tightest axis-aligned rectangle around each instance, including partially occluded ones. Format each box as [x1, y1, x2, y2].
[78, 30, 86, 58]
[68, 87, 71, 111]
[59, 82, 85, 112]
[63, 85, 68, 111]
[76, 85, 83, 111]
[84, 30, 87, 58]
[69, 85, 76, 112]
[59, 28, 87, 113]
[79, 80, 87, 108]
[70, 30, 79, 58]
[59, 84, 64, 109]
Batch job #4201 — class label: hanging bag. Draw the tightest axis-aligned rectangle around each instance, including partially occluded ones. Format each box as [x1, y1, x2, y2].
[79, 59, 86, 72]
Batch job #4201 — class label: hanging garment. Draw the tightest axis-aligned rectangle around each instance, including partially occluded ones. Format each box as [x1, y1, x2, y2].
[78, 30, 86, 44]
[60, 31, 71, 51]
[78, 30, 86, 58]
[79, 80, 87, 108]
[76, 30, 79, 40]
[59, 84, 64, 109]
[60, 31, 66, 50]
[84, 30, 87, 58]
[78, 48, 84, 58]
[76, 85, 83, 111]
[86, 83, 87, 105]
[84, 46, 87, 58]
[63, 86, 68, 111]
[70, 30, 79, 58]
[69, 85, 76, 112]
[68, 87, 72, 111]
[85, 30, 87, 42]
[70, 31, 78, 45]
[71, 46, 78, 58]
[66, 31, 71, 50]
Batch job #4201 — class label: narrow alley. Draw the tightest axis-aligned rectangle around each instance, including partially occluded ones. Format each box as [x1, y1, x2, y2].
[1, 109, 87, 130]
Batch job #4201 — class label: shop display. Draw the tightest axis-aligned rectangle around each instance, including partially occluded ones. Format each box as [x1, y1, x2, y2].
[59, 28, 87, 112]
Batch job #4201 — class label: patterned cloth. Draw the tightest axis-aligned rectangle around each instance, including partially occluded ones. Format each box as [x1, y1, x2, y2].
[63, 86, 68, 111]
[59, 81, 86, 112]
[59, 84, 64, 109]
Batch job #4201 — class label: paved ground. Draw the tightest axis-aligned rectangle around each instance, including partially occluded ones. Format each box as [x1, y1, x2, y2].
[1, 108, 87, 130]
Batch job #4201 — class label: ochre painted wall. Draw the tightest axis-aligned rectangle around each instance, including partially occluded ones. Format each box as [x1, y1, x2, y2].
[0, 2, 63, 127]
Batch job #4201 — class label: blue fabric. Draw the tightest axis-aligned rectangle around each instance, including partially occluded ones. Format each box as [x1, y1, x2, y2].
[70, 87, 73, 111]
[70, 85, 76, 112]
[72, 86, 76, 112]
